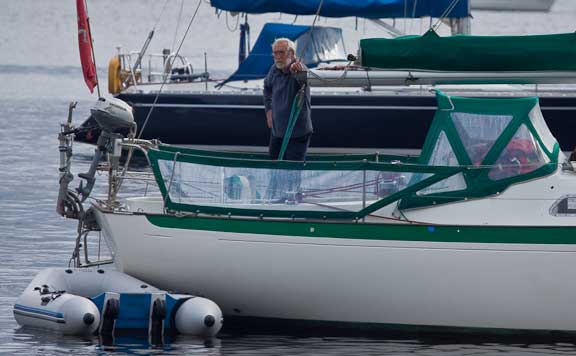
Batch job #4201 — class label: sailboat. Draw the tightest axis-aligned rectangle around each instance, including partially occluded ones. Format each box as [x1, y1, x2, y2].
[75, 0, 476, 154]
[58, 84, 576, 332]
[75, 0, 576, 154]
[49, 0, 576, 335]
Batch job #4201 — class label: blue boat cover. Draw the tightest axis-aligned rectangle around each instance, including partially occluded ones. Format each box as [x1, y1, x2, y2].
[218, 23, 346, 86]
[211, 0, 469, 19]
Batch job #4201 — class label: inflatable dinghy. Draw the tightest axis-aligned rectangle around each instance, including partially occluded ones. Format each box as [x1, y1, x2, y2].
[14, 268, 222, 337]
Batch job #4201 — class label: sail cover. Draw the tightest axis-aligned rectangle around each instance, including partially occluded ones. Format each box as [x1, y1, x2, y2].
[360, 30, 576, 71]
[211, 0, 469, 19]
[218, 23, 346, 86]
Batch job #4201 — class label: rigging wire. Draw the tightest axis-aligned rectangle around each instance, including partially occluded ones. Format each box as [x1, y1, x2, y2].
[114, 0, 203, 197]
[431, 0, 463, 32]
[171, 0, 185, 52]
[153, 0, 171, 31]
[138, 0, 203, 139]
[299, 0, 325, 56]
[403, 0, 408, 33]
[407, 0, 419, 34]
[298, 0, 359, 86]
[412, 0, 419, 19]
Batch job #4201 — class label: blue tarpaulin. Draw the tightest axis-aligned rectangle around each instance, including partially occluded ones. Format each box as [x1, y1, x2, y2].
[211, 0, 469, 19]
[218, 23, 346, 86]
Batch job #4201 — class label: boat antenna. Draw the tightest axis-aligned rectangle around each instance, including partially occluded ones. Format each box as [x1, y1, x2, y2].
[84, 0, 101, 97]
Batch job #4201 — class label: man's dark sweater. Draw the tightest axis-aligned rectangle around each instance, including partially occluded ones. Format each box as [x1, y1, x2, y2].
[263, 65, 313, 139]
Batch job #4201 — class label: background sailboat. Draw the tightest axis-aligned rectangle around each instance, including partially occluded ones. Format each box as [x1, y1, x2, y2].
[471, 0, 555, 12]
[74, 0, 472, 154]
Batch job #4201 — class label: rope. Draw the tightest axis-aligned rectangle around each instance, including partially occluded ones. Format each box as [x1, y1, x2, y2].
[225, 11, 240, 32]
[276, 0, 324, 160]
[278, 88, 305, 160]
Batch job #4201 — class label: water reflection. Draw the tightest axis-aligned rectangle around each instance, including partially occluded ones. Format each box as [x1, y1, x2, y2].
[6, 327, 576, 356]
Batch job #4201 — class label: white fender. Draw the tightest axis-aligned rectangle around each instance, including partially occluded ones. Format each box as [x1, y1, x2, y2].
[174, 297, 223, 337]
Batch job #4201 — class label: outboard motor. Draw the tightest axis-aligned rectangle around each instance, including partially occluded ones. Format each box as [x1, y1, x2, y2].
[77, 98, 135, 202]
[90, 97, 135, 132]
[57, 98, 135, 217]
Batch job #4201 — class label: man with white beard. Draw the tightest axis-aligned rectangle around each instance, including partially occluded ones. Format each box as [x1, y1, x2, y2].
[263, 38, 312, 161]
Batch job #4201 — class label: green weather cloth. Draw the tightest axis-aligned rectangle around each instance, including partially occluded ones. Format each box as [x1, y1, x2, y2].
[360, 30, 576, 72]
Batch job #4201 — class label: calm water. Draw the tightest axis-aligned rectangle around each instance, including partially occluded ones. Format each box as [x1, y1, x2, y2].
[3, 1, 576, 354]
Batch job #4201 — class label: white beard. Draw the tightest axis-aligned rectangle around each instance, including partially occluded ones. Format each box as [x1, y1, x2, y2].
[275, 61, 287, 70]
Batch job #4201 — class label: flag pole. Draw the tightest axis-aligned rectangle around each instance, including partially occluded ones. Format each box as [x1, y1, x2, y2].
[84, 0, 101, 97]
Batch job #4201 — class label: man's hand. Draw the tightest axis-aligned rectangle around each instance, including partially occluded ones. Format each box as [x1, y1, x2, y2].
[289, 60, 304, 73]
[266, 110, 273, 129]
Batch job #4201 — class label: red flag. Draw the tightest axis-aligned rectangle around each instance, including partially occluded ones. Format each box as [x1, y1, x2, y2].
[76, 0, 98, 93]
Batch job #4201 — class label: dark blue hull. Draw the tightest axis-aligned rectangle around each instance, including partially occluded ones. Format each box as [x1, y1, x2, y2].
[76, 92, 576, 151]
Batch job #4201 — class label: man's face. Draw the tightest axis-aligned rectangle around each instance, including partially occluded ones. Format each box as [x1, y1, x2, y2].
[272, 41, 292, 70]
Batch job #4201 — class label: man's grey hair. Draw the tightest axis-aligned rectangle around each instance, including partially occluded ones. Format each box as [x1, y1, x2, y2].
[272, 38, 297, 54]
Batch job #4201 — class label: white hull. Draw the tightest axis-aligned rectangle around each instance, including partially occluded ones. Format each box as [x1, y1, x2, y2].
[471, 0, 555, 11]
[82, 90, 576, 333]
[94, 206, 576, 332]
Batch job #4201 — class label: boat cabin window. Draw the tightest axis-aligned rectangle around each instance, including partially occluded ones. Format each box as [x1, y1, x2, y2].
[529, 105, 557, 154]
[451, 112, 512, 166]
[550, 195, 576, 217]
[156, 159, 423, 210]
[488, 124, 549, 181]
[418, 131, 467, 195]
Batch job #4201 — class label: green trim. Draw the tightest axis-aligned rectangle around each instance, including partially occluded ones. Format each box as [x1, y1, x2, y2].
[145, 214, 576, 245]
[157, 144, 419, 163]
[149, 149, 439, 171]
